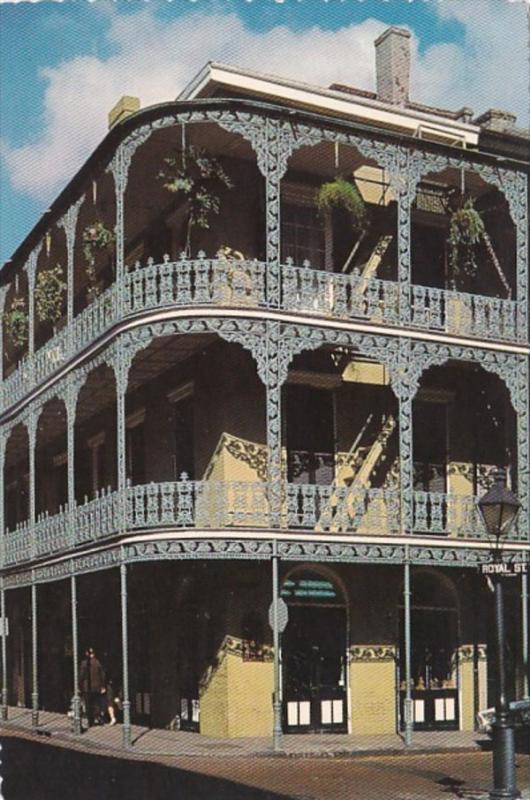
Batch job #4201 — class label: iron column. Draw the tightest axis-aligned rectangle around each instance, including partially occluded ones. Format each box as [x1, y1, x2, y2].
[120, 562, 131, 748]
[272, 540, 282, 752]
[71, 575, 81, 735]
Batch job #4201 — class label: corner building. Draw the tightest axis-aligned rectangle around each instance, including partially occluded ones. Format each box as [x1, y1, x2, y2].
[1, 28, 529, 743]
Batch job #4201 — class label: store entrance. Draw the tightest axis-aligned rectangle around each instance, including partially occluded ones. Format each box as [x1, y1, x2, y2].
[399, 573, 460, 731]
[281, 571, 347, 734]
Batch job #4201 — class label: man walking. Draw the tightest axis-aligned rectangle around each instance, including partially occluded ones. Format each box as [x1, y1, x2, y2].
[79, 647, 106, 727]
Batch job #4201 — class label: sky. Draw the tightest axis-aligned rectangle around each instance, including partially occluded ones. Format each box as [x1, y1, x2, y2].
[0, 0, 528, 265]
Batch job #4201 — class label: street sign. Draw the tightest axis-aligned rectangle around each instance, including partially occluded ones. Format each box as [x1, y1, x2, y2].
[268, 598, 289, 633]
[480, 562, 527, 577]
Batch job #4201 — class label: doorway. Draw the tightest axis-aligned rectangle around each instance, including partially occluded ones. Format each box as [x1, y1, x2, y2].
[281, 570, 347, 733]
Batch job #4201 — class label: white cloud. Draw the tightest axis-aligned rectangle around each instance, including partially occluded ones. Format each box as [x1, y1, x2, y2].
[1, 3, 526, 205]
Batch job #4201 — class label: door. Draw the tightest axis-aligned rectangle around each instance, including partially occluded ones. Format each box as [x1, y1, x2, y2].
[282, 598, 347, 734]
[399, 607, 459, 731]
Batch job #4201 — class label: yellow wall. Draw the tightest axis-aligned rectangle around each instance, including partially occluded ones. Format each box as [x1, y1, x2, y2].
[349, 647, 396, 735]
[459, 644, 487, 732]
[200, 640, 273, 737]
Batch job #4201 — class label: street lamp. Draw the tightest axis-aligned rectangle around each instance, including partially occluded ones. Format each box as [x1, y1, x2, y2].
[478, 467, 521, 800]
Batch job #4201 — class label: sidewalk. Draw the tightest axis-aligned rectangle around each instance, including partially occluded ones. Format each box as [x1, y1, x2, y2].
[0, 706, 490, 759]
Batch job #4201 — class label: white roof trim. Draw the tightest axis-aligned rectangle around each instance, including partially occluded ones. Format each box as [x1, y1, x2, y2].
[178, 62, 479, 147]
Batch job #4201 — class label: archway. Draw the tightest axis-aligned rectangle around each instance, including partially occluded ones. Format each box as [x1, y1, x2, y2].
[399, 570, 460, 731]
[281, 566, 348, 733]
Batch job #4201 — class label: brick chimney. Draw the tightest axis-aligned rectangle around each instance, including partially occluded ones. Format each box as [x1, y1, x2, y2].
[375, 27, 411, 107]
[108, 96, 140, 130]
[473, 109, 517, 133]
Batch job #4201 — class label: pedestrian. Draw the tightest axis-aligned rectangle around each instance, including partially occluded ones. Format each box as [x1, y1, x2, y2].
[105, 676, 118, 726]
[79, 647, 106, 727]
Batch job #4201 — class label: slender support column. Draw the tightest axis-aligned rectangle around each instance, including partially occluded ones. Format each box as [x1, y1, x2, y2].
[396, 153, 412, 327]
[31, 579, 38, 729]
[120, 561, 131, 748]
[260, 322, 286, 528]
[522, 571, 529, 700]
[70, 574, 81, 735]
[272, 540, 282, 752]
[27, 413, 37, 559]
[490, 575, 518, 800]
[403, 555, 413, 747]
[396, 342, 414, 537]
[0, 432, 6, 570]
[1, 585, 7, 719]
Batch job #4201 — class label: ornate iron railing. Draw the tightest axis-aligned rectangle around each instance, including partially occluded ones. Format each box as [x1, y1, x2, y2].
[1, 256, 524, 412]
[3, 480, 522, 568]
[410, 285, 522, 342]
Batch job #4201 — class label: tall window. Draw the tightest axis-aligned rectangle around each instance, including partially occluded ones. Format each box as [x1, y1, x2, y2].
[169, 383, 195, 480]
[126, 410, 146, 485]
[281, 203, 326, 269]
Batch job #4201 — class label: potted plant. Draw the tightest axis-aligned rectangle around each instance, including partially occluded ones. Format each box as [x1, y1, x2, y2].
[158, 145, 233, 256]
[82, 221, 115, 301]
[35, 265, 67, 328]
[447, 197, 485, 287]
[315, 177, 368, 272]
[5, 296, 29, 350]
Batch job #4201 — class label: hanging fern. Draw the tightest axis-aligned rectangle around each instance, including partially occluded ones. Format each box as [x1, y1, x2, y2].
[315, 178, 367, 232]
[447, 198, 485, 283]
[35, 265, 66, 325]
[158, 145, 233, 254]
[5, 296, 29, 349]
[82, 221, 115, 301]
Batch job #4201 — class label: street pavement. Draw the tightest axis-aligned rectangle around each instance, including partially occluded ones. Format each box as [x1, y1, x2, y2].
[1, 708, 529, 800]
[1, 733, 529, 800]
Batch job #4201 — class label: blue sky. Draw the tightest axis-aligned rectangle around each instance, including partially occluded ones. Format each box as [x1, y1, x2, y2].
[0, 0, 526, 265]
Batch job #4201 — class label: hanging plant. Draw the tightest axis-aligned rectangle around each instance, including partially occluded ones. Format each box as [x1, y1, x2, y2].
[315, 177, 367, 233]
[447, 197, 485, 284]
[158, 144, 233, 255]
[35, 265, 66, 325]
[82, 221, 115, 301]
[5, 296, 29, 349]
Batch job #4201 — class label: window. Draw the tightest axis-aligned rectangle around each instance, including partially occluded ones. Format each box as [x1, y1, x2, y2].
[281, 203, 326, 269]
[126, 409, 146, 485]
[169, 383, 195, 480]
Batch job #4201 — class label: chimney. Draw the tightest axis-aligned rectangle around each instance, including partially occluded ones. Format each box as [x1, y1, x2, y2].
[473, 109, 517, 133]
[375, 27, 411, 107]
[108, 96, 140, 130]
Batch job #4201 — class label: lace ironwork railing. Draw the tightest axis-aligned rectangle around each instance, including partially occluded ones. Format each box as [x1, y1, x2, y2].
[2, 480, 526, 567]
[1, 256, 526, 413]
[410, 286, 521, 343]
[412, 490, 523, 539]
[123, 255, 267, 314]
[281, 260, 400, 324]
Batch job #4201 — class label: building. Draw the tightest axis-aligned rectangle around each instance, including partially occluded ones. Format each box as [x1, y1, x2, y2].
[1, 27, 528, 746]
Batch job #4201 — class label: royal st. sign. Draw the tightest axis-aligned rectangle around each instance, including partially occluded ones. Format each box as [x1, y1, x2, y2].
[480, 562, 528, 576]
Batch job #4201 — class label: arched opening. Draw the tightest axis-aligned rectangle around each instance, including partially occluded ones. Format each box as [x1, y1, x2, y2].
[34, 224, 67, 350]
[124, 122, 264, 264]
[74, 364, 117, 503]
[4, 423, 29, 534]
[398, 570, 460, 731]
[3, 272, 29, 375]
[283, 344, 399, 535]
[411, 167, 516, 298]
[35, 397, 67, 518]
[412, 360, 517, 536]
[281, 566, 348, 733]
[74, 172, 116, 315]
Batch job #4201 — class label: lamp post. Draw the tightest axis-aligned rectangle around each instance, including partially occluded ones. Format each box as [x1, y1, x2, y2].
[478, 468, 521, 800]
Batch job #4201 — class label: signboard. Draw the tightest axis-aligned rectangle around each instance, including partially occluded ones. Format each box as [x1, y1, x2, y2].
[0, 617, 9, 637]
[480, 562, 527, 577]
[268, 598, 289, 633]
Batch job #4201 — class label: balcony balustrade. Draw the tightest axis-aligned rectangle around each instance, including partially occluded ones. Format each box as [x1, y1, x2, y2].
[1, 255, 524, 413]
[3, 479, 522, 568]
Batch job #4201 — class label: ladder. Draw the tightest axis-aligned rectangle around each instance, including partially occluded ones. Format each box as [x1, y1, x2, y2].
[316, 414, 397, 532]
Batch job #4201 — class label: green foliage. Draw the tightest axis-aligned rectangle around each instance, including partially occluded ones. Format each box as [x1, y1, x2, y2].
[5, 296, 28, 349]
[447, 198, 485, 283]
[315, 178, 367, 232]
[158, 145, 233, 253]
[35, 265, 66, 325]
[82, 221, 115, 301]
